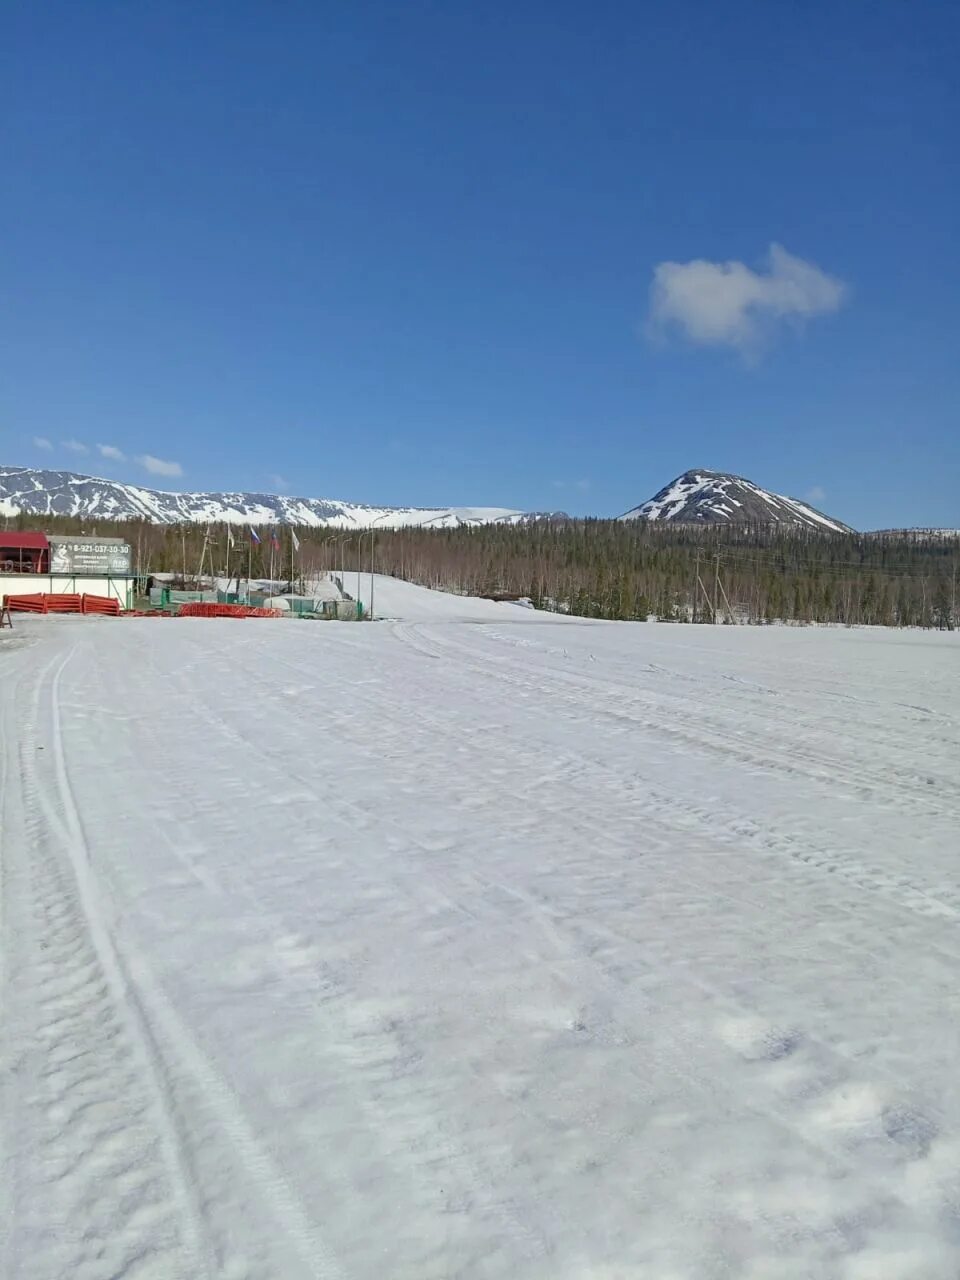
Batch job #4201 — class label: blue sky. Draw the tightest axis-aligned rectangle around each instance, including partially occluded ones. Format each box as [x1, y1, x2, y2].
[2, 1, 957, 529]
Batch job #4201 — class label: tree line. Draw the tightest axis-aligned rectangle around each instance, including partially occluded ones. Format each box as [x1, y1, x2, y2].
[4, 508, 957, 628]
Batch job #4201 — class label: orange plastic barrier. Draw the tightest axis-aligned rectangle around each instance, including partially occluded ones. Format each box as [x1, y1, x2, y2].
[4, 592, 122, 616]
[4, 593, 47, 613]
[178, 602, 281, 618]
[81, 594, 121, 615]
[43, 594, 83, 614]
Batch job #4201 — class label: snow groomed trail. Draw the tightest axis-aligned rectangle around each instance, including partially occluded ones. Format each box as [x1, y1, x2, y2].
[1, 606, 959, 1279]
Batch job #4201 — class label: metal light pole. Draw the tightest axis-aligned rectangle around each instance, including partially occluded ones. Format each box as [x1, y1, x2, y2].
[358, 530, 375, 619]
[364, 513, 391, 620]
[331, 534, 353, 593]
[369, 530, 375, 621]
[341, 537, 355, 594]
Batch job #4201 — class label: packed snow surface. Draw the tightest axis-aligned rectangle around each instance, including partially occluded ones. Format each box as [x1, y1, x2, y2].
[337, 571, 556, 622]
[2, 601, 959, 1278]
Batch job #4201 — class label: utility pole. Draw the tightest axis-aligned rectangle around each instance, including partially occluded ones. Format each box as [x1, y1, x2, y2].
[716, 572, 737, 626]
[692, 549, 700, 622]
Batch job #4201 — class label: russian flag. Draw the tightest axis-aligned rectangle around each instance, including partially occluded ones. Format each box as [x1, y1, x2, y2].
[249, 526, 262, 544]
[271, 528, 281, 550]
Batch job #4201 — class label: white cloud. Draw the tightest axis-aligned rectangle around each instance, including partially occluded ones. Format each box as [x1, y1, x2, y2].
[61, 438, 89, 454]
[805, 485, 827, 504]
[32, 436, 53, 451]
[96, 443, 126, 461]
[648, 243, 847, 356]
[269, 473, 290, 491]
[138, 454, 183, 478]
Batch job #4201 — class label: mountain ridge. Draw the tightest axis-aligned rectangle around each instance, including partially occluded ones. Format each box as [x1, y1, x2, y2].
[2, 463, 937, 536]
[0, 465, 562, 530]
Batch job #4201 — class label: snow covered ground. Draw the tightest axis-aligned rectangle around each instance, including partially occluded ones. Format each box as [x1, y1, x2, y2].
[339, 572, 560, 623]
[1, 606, 959, 1279]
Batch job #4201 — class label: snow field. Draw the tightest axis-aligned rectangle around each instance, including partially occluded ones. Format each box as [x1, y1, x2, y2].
[1, 607, 958, 1278]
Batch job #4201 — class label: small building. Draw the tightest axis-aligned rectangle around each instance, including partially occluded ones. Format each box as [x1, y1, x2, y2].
[1, 532, 50, 574]
[0, 532, 136, 609]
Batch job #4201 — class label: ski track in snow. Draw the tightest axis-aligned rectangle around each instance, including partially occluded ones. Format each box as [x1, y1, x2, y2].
[2, 599, 959, 1279]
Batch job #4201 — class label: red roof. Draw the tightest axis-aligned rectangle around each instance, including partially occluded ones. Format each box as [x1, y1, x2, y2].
[0, 532, 49, 550]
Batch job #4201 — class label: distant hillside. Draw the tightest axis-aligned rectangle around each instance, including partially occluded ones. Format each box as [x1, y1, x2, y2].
[0, 465, 562, 529]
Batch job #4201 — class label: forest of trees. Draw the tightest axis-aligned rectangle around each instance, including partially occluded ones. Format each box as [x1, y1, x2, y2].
[371, 521, 958, 629]
[4, 508, 957, 629]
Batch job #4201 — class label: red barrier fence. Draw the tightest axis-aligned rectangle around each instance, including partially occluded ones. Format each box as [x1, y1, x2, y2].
[4, 592, 122, 616]
[178, 602, 281, 619]
[46, 594, 83, 613]
[4, 593, 47, 613]
[2, 595, 279, 619]
[82, 594, 121, 616]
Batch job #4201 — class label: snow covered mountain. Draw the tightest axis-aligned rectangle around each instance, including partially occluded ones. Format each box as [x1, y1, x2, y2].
[0, 465, 560, 529]
[619, 469, 853, 532]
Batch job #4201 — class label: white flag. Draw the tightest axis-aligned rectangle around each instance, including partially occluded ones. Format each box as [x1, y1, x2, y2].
[291, 529, 300, 553]
[227, 526, 235, 548]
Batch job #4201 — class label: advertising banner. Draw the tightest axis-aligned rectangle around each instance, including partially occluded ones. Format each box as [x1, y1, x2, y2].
[49, 538, 132, 575]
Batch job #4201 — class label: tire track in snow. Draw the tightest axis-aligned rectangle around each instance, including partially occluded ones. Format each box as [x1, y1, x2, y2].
[5, 645, 201, 1279]
[386, 623, 960, 935]
[150, 639, 560, 1270]
[6, 641, 343, 1280]
[0, 628, 27, 1280]
[197, 623, 960, 987]
[95, 624, 556, 1273]
[158, 633, 942, 1202]
[403, 623, 960, 820]
[45, 644, 344, 1280]
[242, 624, 960, 1156]
[37, 619, 960, 1275]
